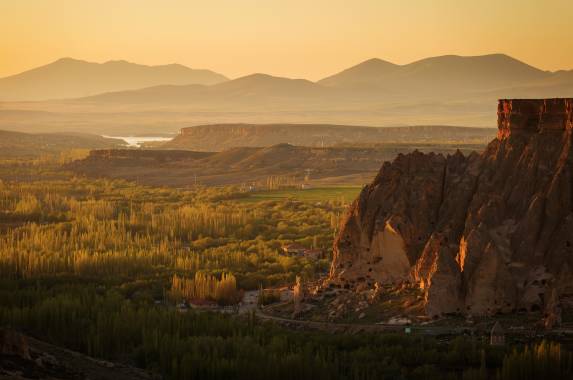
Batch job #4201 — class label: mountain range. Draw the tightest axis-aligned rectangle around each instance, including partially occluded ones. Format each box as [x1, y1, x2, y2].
[0, 54, 571, 134]
[0, 58, 228, 101]
[319, 54, 562, 92]
[72, 54, 573, 105]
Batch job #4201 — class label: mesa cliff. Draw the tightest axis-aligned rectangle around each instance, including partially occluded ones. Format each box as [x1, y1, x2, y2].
[167, 124, 493, 151]
[329, 99, 573, 318]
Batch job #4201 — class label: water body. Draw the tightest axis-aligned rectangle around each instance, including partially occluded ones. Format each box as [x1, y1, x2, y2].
[102, 135, 173, 148]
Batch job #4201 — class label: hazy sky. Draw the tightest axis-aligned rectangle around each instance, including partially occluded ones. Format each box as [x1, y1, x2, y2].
[1, 0, 572, 80]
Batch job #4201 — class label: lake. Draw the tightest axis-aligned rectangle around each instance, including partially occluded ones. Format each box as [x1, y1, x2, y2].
[102, 135, 173, 147]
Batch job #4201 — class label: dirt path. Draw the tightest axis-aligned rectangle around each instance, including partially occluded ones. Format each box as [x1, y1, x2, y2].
[254, 309, 475, 335]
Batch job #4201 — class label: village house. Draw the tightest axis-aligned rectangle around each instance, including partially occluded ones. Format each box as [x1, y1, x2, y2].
[282, 243, 307, 256]
[176, 302, 189, 313]
[188, 299, 219, 310]
[281, 243, 323, 260]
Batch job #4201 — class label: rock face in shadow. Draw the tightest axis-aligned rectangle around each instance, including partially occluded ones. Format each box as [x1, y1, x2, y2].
[0, 329, 31, 360]
[329, 99, 573, 317]
[0, 329, 156, 380]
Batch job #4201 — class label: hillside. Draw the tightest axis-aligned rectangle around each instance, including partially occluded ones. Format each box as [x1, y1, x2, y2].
[0, 329, 155, 380]
[80, 73, 331, 106]
[328, 98, 573, 319]
[165, 124, 496, 151]
[0, 130, 124, 158]
[0, 58, 228, 101]
[69, 142, 486, 187]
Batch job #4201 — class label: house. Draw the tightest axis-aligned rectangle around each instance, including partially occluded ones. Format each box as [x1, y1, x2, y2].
[281, 244, 323, 260]
[176, 302, 189, 313]
[282, 243, 307, 256]
[490, 321, 505, 346]
[188, 299, 219, 310]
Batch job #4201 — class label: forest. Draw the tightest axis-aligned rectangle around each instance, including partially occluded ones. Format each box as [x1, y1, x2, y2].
[0, 159, 572, 380]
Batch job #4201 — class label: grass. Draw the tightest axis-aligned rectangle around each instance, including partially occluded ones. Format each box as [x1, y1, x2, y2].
[237, 186, 362, 204]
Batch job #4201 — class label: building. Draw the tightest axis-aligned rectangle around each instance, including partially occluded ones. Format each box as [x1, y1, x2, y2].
[281, 244, 323, 260]
[490, 321, 505, 346]
[176, 302, 189, 313]
[188, 299, 219, 310]
[282, 243, 307, 256]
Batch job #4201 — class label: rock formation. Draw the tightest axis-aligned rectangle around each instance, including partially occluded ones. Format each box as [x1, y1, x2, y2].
[168, 124, 493, 151]
[0, 329, 31, 360]
[329, 99, 573, 317]
[0, 328, 157, 380]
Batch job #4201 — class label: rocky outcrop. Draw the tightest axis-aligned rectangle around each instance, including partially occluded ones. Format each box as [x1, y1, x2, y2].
[329, 99, 573, 317]
[168, 124, 493, 151]
[0, 329, 156, 380]
[0, 329, 31, 360]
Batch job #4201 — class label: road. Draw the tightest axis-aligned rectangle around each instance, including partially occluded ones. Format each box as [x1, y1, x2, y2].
[238, 292, 573, 338]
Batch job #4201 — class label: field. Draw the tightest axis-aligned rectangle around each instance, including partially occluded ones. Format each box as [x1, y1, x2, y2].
[237, 186, 362, 203]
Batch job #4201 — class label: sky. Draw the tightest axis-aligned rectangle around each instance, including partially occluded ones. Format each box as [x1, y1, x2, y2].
[1, 0, 572, 80]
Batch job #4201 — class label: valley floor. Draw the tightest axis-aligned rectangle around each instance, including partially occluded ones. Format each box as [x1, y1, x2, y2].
[1, 160, 572, 379]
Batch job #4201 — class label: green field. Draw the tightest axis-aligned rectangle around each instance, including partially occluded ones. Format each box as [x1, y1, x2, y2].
[238, 186, 362, 203]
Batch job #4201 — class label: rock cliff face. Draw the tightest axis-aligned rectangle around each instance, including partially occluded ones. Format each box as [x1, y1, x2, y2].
[168, 124, 493, 151]
[329, 99, 573, 317]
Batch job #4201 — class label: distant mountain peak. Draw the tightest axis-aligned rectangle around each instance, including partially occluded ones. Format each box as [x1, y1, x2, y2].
[236, 73, 309, 82]
[218, 73, 317, 88]
[355, 57, 398, 67]
[51, 57, 91, 65]
[0, 58, 229, 101]
[318, 57, 399, 87]
[103, 59, 133, 65]
[239, 73, 279, 81]
[319, 53, 548, 90]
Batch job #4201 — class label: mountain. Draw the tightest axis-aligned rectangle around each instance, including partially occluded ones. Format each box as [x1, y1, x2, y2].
[77, 84, 210, 104]
[79, 73, 329, 105]
[166, 124, 495, 151]
[212, 73, 325, 97]
[0, 58, 228, 101]
[72, 54, 571, 110]
[319, 54, 553, 96]
[0, 54, 571, 135]
[318, 58, 400, 89]
[328, 98, 573, 320]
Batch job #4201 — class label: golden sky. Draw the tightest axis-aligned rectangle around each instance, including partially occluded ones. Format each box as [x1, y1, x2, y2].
[1, 0, 572, 80]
